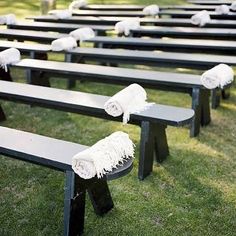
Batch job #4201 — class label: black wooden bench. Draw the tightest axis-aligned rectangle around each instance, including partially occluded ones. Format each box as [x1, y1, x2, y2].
[85, 36, 236, 55]
[2, 29, 236, 55]
[130, 26, 236, 40]
[0, 125, 133, 236]
[0, 80, 194, 180]
[188, 0, 234, 5]
[0, 40, 231, 109]
[29, 15, 236, 28]
[159, 10, 236, 20]
[7, 21, 113, 35]
[8, 58, 209, 138]
[27, 15, 167, 26]
[80, 4, 225, 11]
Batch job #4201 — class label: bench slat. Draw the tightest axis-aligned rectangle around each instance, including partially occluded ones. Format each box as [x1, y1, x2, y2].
[0, 80, 194, 126]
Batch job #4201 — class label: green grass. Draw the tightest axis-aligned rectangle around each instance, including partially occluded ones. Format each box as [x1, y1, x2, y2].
[0, 0, 236, 235]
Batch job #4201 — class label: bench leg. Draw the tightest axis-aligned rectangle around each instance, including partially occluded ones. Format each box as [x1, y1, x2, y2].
[190, 88, 202, 137]
[64, 171, 85, 236]
[138, 121, 154, 180]
[65, 54, 85, 89]
[211, 88, 221, 109]
[0, 68, 13, 81]
[153, 124, 169, 163]
[0, 105, 6, 121]
[222, 87, 231, 99]
[87, 178, 114, 216]
[201, 90, 211, 126]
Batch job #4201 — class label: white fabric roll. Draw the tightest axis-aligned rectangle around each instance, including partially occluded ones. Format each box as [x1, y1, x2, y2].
[230, 2, 236, 11]
[69, 27, 95, 41]
[143, 4, 159, 16]
[0, 14, 17, 25]
[72, 131, 135, 179]
[51, 36, 77, 51]
[191, 10, 211, 27]
[201, 64, 234, 89]
[48, 9, 72, 19]
[104, 83, 153, 124]
[215, 5, 230, 15]
[69, 0, 87, 10]
[114, 18, 140, 36]
[0, 48, 21, 72]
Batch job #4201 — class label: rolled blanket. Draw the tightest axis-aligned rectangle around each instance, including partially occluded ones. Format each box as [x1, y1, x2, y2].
[0, 48, 21, 72]
[143, 4, 159, 16]
[201, 64, 234, 89]
[51, 36, 77, 51]
[230, 2, 236, 11]
[72, 131, 135, 179]
[69, 27, 95, 41]
[69, 0, 87, 10]
[114, 18, 140, 36]
[0, 14, 17, 25]
[215, 5, 230, 15]
[48, 9, 72, 19]
[104, 83, 153, 124]
[191, 10, 211, 27]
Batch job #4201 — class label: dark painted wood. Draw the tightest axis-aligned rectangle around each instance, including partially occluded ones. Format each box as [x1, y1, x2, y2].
[188, 0, 235, 5]
[159, 10, 236, 20]
[131, 26, 236, 40]
[211, 88, 221, 109]
[222, 87, 231, 99]
[80, 4, 225, 11]
[0, 80, 193, 179]
[86, 36, 236, 55]
[29, 15, 236, 28]
[8, 21, 113, 34]
[0, 126, 133, 235]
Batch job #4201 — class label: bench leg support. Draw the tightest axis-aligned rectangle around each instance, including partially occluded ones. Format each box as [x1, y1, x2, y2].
[211, 88, 221, 109]
[87, 178, 114, 216]
[0, 105, 6, 121]
[222, 87, 231, 99]
[191, 88, 202, 137]
[139, 122, 169, 180]
[201, 90, 211, 126]
[0, 68, 13, 81]
[153, 124, 169, 163]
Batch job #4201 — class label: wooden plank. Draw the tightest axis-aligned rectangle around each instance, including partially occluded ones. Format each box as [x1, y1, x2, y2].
[0, 80, 194, 127]
[8, 21, 114, 33]
[188, 0, 235, 5]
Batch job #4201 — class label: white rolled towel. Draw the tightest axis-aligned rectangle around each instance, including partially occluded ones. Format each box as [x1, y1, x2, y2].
[191, 10, 211, 27]
[0, 14, 17, 25]
[69, 27, 95, 41]
[230, 2, 236, 11]
[115, 18, 140, 36]
[215, 5, 230, 15]
[69, 0, 87, 10]
[201, 64, 234, 89]
[0, 48, 21, 72]
[104, 83, 153, 124]
[51, 36, 77, 51]
[72, 131, 135, 179]
[48, 9, 72, 19]
[143, 4, 159, 16]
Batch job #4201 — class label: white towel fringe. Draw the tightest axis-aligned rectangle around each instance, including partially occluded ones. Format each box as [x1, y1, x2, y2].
[191, 10, 211, 27]
[0, 48, 21, 72]
[201, 64, 234, 89]
[51, 36, 77, 51]
[72, 131, 135, 179]
[104, 83, 154, 124]
[69, 0, 87, 10]
[143, 5, 159, 16]
[69, 27, 95, 41]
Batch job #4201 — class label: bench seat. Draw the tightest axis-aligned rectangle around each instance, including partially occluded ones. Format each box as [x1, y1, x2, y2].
[0, 80, 194, 180]
[0, 125, 133, 235]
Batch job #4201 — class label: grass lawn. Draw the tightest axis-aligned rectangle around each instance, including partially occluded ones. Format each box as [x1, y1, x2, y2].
[0, 0, 236, 235]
